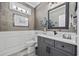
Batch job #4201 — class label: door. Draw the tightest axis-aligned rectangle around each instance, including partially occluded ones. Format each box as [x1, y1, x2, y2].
[45, 43, 54, 56]
[37, 36, 47, 56]
[53, 48, 72, 56]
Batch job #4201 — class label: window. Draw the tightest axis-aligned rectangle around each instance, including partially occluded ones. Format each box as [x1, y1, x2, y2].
[10, 2, 31, 15]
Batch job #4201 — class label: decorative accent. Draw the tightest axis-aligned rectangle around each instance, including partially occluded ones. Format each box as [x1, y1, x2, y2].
[49, 2, 58, 7]
[14, 14, 28, 26]
[48, 19, 54, 28]
[40, 17, 48, 27]
[70, 2, 77, 31]
[43, 27, 47, 32]
[40, 17, 48, 31]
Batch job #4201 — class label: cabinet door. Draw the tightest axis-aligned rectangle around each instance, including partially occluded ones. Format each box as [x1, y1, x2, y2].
[55, 40, 77, 55]
[38, 43, 51, 56]
[37, 36, 55, 56]
[53, 48, 72, 56]
[45, 44, 51, 56]
[49, 47, 54, 56]
[38, 36, 47, 56]
[38, 43, 53, 56]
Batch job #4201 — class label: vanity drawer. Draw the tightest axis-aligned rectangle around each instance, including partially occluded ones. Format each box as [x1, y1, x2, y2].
[44, 38, 54, 47]
[55, 41, 76, 54]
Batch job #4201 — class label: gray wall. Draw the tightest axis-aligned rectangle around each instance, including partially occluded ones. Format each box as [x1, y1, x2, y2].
[35, 2, 48, 30]
[0, 2, 77, 32]
[35, 2, 77, 33]
[0, 2, 35, 31]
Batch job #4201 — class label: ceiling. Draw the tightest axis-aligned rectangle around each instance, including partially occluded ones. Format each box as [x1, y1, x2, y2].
[25, 2, 40, 8]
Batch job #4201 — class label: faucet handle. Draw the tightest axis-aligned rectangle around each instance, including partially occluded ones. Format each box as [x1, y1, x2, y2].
[68, 35, 71, 39]
[53, 31, 57, 35]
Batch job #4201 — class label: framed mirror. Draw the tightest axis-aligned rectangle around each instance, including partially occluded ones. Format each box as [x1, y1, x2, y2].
[48, 2, 69, 29]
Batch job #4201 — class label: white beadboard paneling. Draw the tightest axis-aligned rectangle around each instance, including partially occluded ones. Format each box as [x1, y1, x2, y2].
[6, 38, 20, 48]
[0, 44, 26, 56]
[0, 38, 6, 52]
[0, 31, 36, 56]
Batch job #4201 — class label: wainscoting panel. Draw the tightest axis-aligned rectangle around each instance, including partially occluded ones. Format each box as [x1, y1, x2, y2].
[0, 31, 36, 56]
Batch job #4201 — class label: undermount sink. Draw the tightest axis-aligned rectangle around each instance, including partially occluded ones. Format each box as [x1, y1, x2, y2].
[44, 32, 62, 38]
[42, 32, 76, 41]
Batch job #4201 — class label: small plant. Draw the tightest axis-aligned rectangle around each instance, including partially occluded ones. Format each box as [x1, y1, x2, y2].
[40, 17, 48, 28]
[40, 17, 54, 29]
[48, 19, 54, 28]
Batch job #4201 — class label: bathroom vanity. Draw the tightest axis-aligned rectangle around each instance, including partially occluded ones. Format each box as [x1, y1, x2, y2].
[37, 34, 77, 56]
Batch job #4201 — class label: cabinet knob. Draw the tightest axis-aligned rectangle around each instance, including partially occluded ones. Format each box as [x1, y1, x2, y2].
[61, 45, 64, 48]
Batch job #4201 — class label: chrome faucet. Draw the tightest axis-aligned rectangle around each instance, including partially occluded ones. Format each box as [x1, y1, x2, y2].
[53, 31, 57, 35]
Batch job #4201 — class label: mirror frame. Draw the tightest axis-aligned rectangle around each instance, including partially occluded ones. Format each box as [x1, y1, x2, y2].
[48, 2, 69, 29]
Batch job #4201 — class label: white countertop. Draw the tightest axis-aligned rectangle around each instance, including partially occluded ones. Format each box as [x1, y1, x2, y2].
[37, 34, 77, 45]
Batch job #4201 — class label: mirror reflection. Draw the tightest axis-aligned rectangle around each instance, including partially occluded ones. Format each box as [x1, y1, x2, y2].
[49, 4, 65, 27]
[48, 3, 69, 29]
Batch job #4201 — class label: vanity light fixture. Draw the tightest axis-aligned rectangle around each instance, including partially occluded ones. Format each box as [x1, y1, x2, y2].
[10, 2, 32, 15]
[49, 2, 58, 7]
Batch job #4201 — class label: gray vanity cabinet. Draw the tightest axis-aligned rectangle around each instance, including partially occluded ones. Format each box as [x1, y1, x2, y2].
[38, 36, 54, 56]
[38, 36, 47, 56]
[55, 41, 77, 55]
[37, 36, 55, 56]
[52, 48, 72, 56]
[45, 43, 54, 56]
[37, 36, 77, 56]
